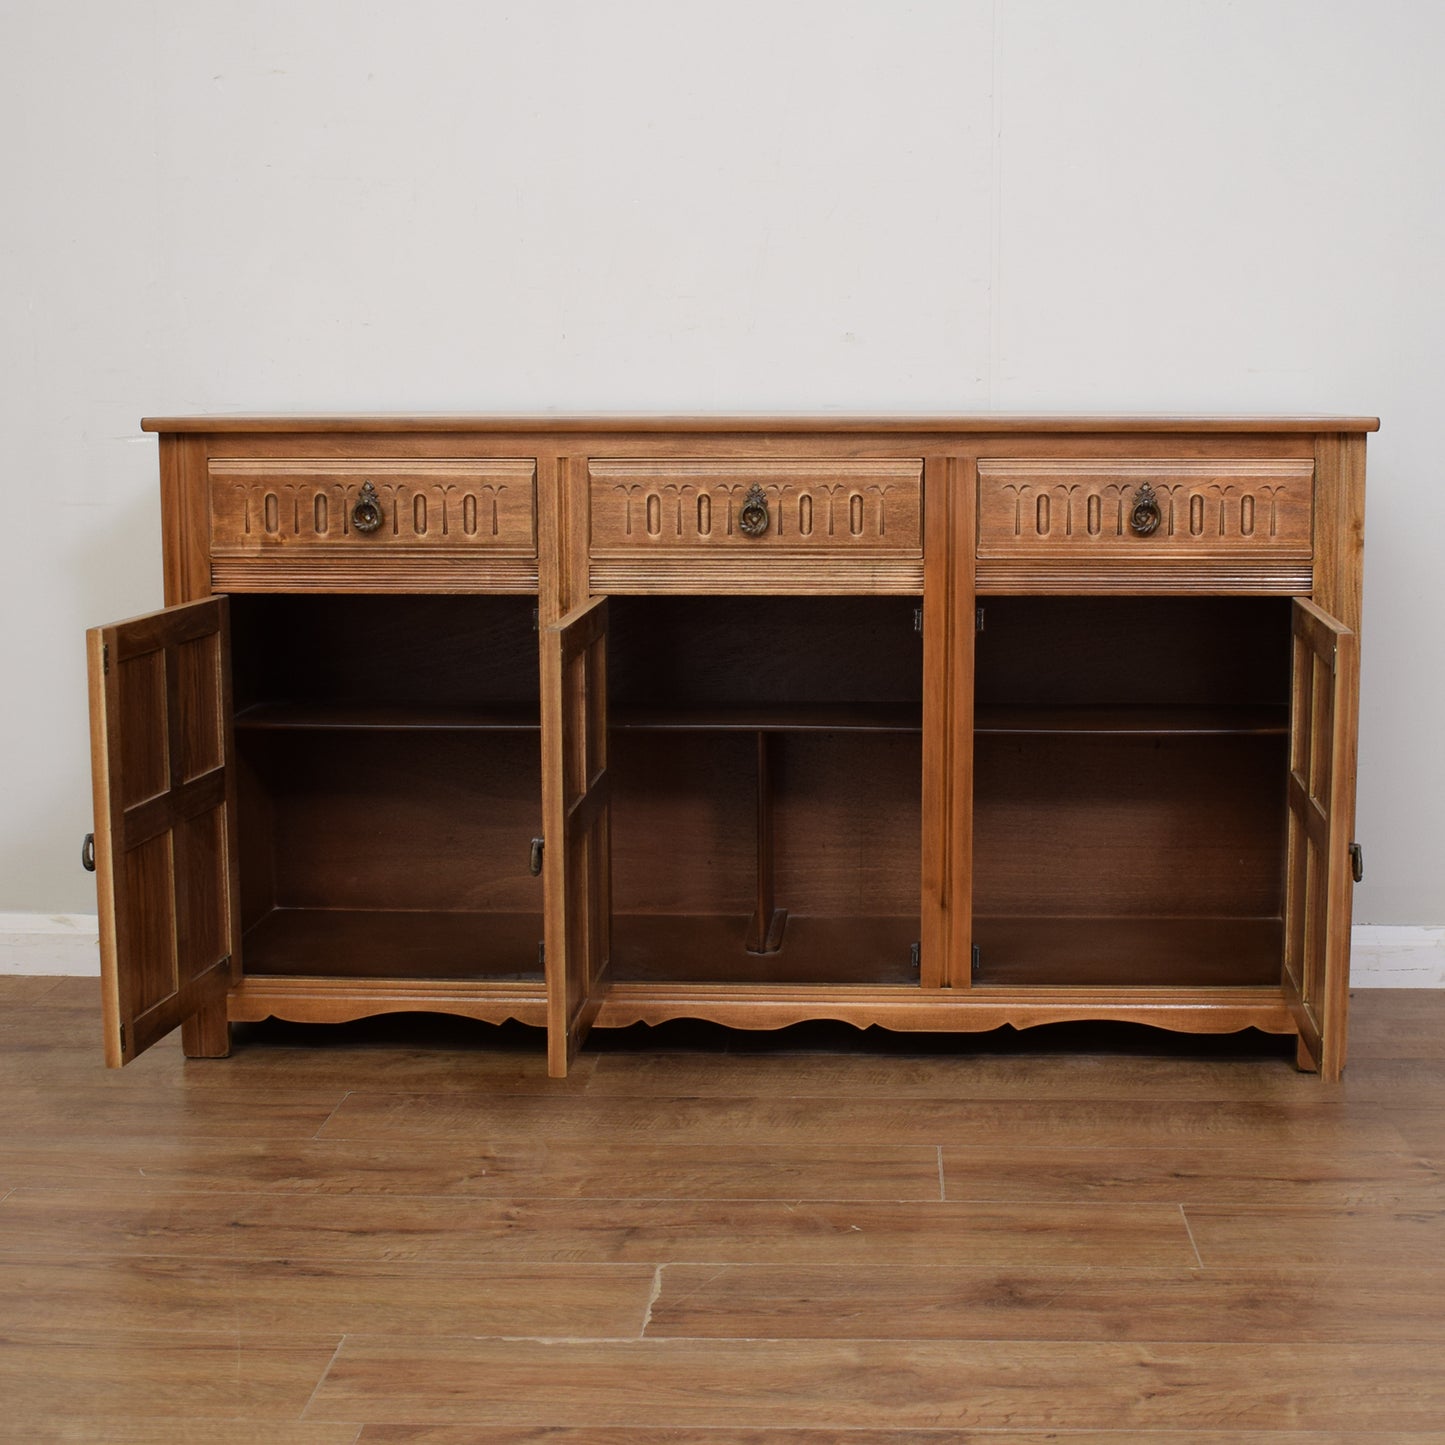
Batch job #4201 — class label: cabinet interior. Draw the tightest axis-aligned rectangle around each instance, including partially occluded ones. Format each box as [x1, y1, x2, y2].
[972, 596, 1292, 988]
[229, 594, 545, 981]
[606, 595, 924, 985]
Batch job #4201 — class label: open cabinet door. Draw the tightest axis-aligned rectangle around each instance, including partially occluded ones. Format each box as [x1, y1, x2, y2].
[541, 597, 611, 1077]
[87, 598, 241, 1066]
[1283, 597, 1360, 1080]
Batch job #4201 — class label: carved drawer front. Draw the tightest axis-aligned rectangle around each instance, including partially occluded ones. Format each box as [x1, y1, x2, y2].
[976, 459, 1314, 593]
[208, 459, 538, 592]
[588, 458, 924, 593]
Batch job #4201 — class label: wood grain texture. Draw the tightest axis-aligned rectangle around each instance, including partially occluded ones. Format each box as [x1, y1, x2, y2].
[1, 982, 1442, 1438]
[1312, 430, 1368, 633]
[542, 596, 612, 1075]
[1283, 598, 1358, 1079]
[307, 1336, 1445, 1429]
[646, 1262, 1445, 1342]
[977, 457, 1313, 560]
[226, 975, 547, 1028]
[973, 558, 1314, 593]
[0, 1137, 943, 1199]
[313, 1089, 1402, 1152]
[587, 457, 922, 601]
[13, 1424, 358, 1445]
[207, 457, 537, 594]
[0, 1189, 1197, 1267]
[0, 1256, 654, 1337]
[87, 599, 240, 1066]
[158, 432, 211, 606]
[0, 1328, 339, 1425]
[211, 554, 540, 592]
[111, 415, 1370, 1071]
[1184, 1206, 1445, 1269]
[140, 413, 1382, 433]
[355, 1432, 1445, 1445]
[591, 983, 1297, 1035]
[208, 458, 537, 547]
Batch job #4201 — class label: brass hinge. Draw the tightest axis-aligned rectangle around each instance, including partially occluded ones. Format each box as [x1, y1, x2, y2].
[971, 943, 981, 976]
[975, 606, 985, 633]
[537, 941, 546, 968]
[102, 644, 110, 675]
[532, 607, 540, 633]
[910, 941, 921, 971]
[118, 1023, 125, 1052]
[913, 607, 923, 635]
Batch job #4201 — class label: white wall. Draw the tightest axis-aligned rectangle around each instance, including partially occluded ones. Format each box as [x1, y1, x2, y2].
[1, 0, 1441, 927]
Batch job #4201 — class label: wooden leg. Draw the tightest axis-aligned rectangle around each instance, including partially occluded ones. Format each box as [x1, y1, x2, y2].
[182, 998, 231, 1058]
[1294, 1032, 1320, 1074]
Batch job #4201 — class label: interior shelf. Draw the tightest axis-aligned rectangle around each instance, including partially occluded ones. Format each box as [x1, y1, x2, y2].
[610, 914, 921, 986]
[234, 702, 540, 732]
[970, 916, 1284, 989]
[974, 705, 1288, 736]
[242, 908, 546, 980]
[612, 703, 922, 734]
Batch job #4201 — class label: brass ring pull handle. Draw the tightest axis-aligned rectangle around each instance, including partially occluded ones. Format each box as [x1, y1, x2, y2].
[529, 837, 545, 876]
[1350, 842, 1364, 883]
[351, 481, 384, 534]
[738, 483, 771, 538]
[81, 833, 95, 872]
[1129, 482, 1162, 536]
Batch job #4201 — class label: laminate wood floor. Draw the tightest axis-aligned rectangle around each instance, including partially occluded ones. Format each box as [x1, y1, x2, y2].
[2, 977, 1444, 1442]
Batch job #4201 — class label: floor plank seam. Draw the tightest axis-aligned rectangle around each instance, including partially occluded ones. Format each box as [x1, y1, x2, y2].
[638, 1263, 665, 1336]
[1180, 1203, 1204, 1267]
[297, 1333, 348, 1422]
[312, 1090, 355, 1140]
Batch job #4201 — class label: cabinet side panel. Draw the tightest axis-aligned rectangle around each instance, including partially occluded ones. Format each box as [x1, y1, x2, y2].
[1309, 433, 1365, 1077]
[1311, 432, 1367, 632]
[536, 449, 569, 626]
[159, 434, 213, 605]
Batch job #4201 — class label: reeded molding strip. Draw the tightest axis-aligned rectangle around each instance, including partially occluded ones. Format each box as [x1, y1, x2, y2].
[974, 562, 1313, 595]
[211, 558, 540, 593]
[590, 557, 925, 594]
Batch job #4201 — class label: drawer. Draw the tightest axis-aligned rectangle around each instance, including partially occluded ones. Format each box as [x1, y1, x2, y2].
[588, 458, 924, 592]
[207, 458, 538, 591]
[976, 459, 1314, 593]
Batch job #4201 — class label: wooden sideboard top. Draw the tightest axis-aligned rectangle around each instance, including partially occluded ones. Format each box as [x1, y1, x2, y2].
[140, 413, 1381, 435]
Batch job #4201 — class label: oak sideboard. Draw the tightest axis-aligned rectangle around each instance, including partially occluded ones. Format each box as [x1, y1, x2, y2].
[85, 414, 1374, 1078]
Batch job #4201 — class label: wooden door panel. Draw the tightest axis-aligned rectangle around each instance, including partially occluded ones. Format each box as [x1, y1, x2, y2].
[1283, 598, 1358, 1080]
[542, 596, 611, 1076]
[87, 598, 240, 1066]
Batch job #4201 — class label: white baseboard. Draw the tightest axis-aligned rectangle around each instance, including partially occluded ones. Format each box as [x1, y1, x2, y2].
[1348, 925, 1445, 987]
[0, 913, 102, 975]
[1, 913, 1441, 985]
